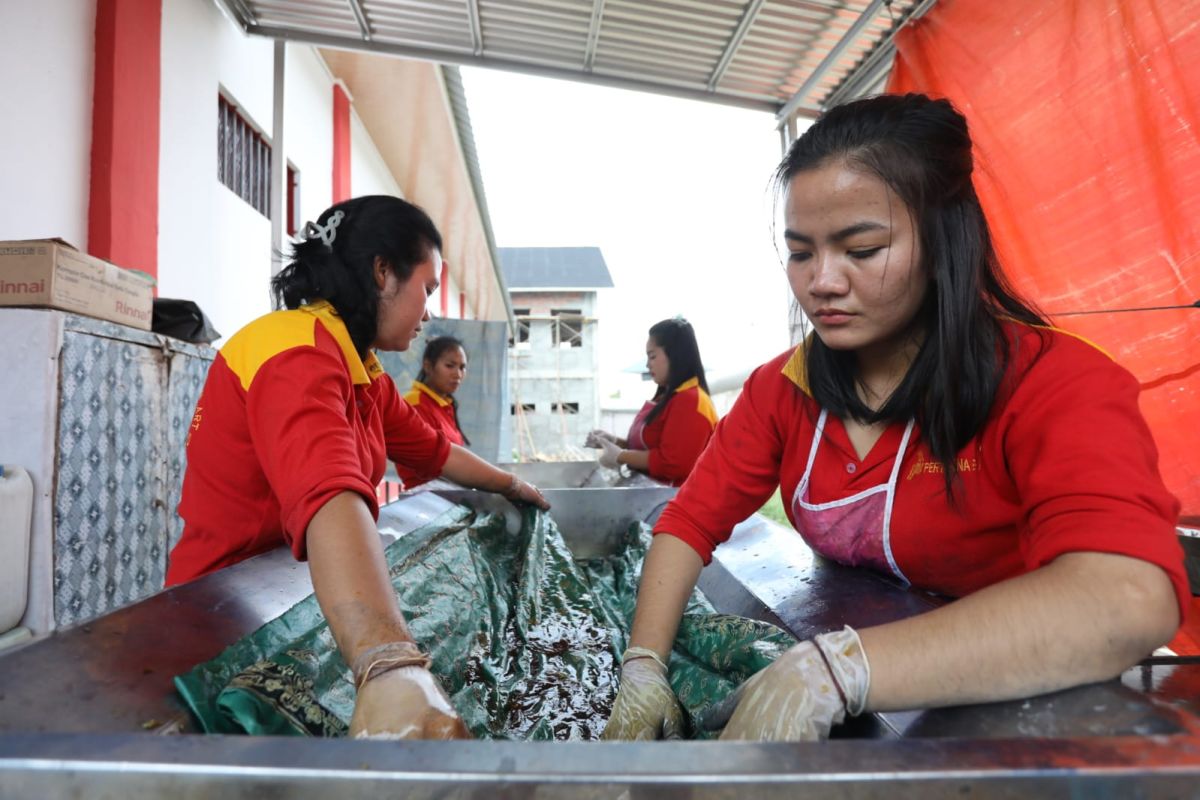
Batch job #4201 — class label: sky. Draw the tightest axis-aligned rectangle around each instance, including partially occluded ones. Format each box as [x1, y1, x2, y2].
[460, 68, 796, 406]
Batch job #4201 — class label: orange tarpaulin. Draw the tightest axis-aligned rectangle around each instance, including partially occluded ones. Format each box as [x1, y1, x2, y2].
[888, 0, 1200, 519]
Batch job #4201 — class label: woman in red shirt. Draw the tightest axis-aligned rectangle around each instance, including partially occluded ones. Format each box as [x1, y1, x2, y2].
[171, 195, 548, 741]
[588, 318, 718, 485]
[397, 336, 470, 488]
[603, 94, 1187, 742]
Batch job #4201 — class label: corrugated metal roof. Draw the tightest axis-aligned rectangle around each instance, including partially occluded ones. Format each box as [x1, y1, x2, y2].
[499, 246, 615, 289]
[213, 0, 936, 123]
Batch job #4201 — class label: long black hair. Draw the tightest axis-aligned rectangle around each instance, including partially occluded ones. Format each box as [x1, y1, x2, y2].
[271, 195, 443, 356]
[644, 318, 709, 425]
[777, 93, 1045, 496]
[416, 335, 470, 446]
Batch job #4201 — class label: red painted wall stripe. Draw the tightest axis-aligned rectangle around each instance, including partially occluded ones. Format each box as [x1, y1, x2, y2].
[440, 261, 449, 317]
[332, 84, 351, 202]
[88, 0, 161, 282]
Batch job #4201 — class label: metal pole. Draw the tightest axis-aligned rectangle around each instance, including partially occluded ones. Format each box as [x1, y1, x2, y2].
[775, 0, 888, 125]
[823, 0, 940, 109]
[269, 40, 287, 278]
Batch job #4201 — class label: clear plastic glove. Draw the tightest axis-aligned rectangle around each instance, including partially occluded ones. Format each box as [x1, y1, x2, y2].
[718, 626, 870, 741]
[597, 438, 623, 470]
[601, 647, 685, 741]
[500, 474, 551, 510]
[585, 429, 616, 448]
[350, 665, 472, 740]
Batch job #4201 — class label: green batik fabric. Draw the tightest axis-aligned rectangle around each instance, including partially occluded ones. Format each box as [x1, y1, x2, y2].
[174, 505, 795, 740]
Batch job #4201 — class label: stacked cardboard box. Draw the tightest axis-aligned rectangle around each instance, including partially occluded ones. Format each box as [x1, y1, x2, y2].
[0, 239, 154, 330]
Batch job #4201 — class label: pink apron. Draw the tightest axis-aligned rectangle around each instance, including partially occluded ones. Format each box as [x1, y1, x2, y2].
[790, 409, 914, 582]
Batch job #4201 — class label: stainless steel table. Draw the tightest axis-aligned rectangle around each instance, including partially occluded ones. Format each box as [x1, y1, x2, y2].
[2, 488, 1198, 797]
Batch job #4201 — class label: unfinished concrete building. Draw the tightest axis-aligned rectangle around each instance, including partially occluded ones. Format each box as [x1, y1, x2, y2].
[498, 247, 614, 459]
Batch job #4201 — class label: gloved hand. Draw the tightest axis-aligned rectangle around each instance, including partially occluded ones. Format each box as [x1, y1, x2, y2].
[601, 647, 685, 740]
[585, 429, 616, 448]
[597, 438, 623, 470]
[350, 659, 472, 740]
[500, 474, 551, 510]
[717, 626, 870, 741]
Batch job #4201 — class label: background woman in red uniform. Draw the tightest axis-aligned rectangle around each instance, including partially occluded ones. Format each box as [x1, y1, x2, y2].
[587, 318, 718, 486]
[602, 94, 1187, 741]
[170, 195, 549, 740]
[397, 336, 470, 489]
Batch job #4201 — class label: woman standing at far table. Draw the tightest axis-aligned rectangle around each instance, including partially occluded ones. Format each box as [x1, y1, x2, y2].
[397, 336, 471, 489]
[589, 318, 717, 486]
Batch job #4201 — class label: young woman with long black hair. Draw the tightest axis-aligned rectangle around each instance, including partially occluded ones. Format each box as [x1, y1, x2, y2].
[397, 336, 471, 489]
[603, 94, 1187, 741]
[588, 318, 718, 486]
[169, 195, 548, 740]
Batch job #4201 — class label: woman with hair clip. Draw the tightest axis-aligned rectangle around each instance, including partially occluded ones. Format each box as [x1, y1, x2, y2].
[587, 318, 718, 486]
[168, 195, 549, 740]
[602, 94, 1187, 742]
[397, 336, 471, 489]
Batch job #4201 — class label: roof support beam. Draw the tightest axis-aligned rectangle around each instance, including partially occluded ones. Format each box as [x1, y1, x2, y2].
[583, 0, 606, 71]
[775, 0, 888, 125]
[212, 0, 255, 28]
[250, 23, 779, 113]
[707, 0, 767, 92]
[823, 0, 938, 109]
[347, 0, 371, 41]
[466, 0, 483, 55]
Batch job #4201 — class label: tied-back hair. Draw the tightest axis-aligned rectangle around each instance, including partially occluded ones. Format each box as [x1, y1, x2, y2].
[777, 93, 1045, 497]
[271, 195, 443, 357]
[645, 318, 709, 426]
[416, 335, 471, 446]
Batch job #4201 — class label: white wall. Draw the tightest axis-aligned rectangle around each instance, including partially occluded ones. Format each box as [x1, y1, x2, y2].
[350, 108, 405, 200]
[1, 0, 481, 341]
[157, 0, 419, 340]
[0, 0, 96, 247]
[284, 46, 334, 227]
[158, 0, 275, 340]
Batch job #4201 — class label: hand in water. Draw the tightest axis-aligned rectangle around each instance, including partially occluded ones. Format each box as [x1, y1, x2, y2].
[717, 626, 870, 741]
[601, 648, 685, 740]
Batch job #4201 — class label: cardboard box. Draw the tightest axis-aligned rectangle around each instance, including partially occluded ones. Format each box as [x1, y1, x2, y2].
[0, 239, 154, 330]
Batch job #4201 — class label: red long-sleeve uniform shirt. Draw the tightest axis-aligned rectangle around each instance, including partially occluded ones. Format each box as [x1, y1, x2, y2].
[637, 377, 718, 486]
[655, 322, 1189, 620]
[396, 380, 466, 488]
[167, 301, 451, 585]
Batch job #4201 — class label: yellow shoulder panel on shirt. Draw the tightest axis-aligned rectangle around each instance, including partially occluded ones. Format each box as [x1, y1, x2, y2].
[674, 378, 719, 426]
[221, 309, 318, 391]
[1029, 322, 1114, 361]
[411, 380, 453, 407]
[694, 389, 718, 427]
[780, 345, 810, 393]
[303, 300, 381, 385]
[403, 387, 423, 406]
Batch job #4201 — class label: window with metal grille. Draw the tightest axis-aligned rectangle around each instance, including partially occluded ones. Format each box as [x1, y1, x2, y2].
[551, 402, 580, 414]
[218, 94, 271, 217]
[510, 403, 536, 415]
[551, 309, 583, 348]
